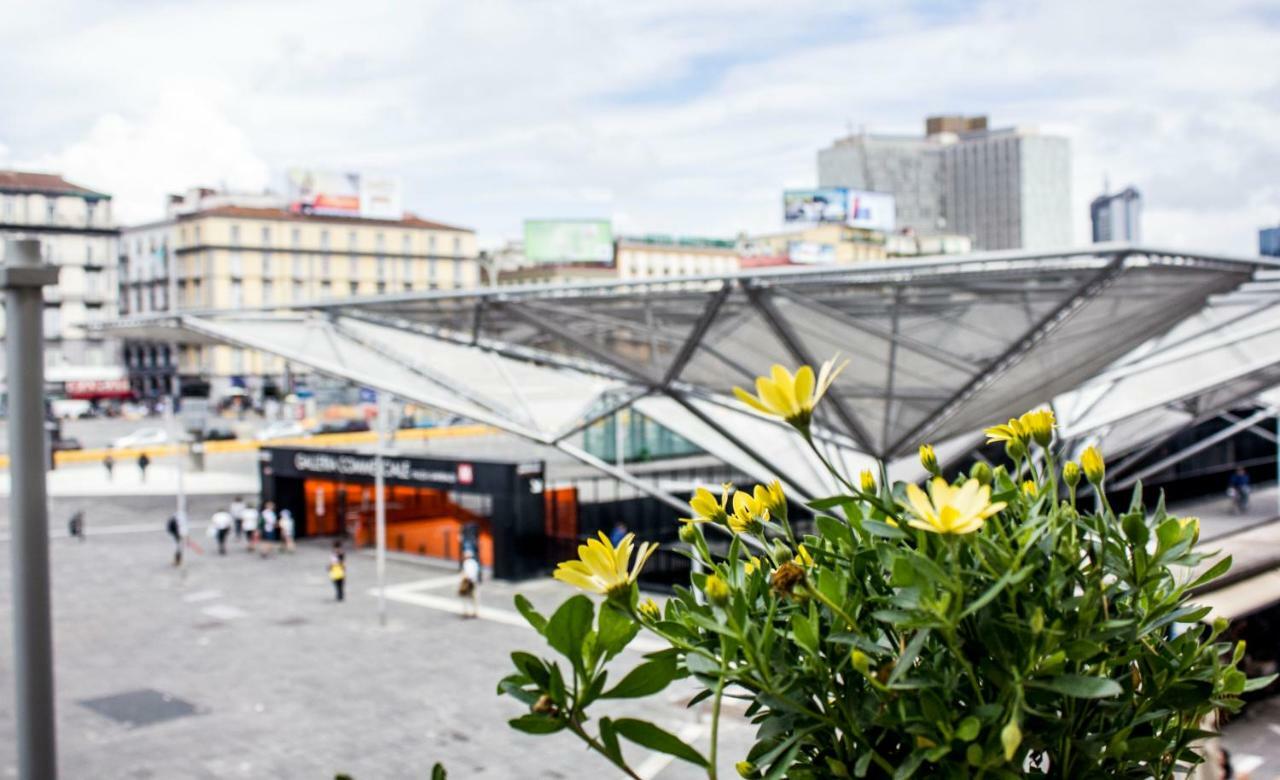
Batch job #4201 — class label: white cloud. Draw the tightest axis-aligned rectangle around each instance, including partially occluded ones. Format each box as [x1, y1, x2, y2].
[0, 0, 1275, 252]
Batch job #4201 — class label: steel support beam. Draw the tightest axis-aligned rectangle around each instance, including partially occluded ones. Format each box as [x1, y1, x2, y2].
[1113, 408, 1277, 490]
[661, 283, 732, 387]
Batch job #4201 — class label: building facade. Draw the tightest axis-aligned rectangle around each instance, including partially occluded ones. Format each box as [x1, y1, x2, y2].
[818, 116, 1073, 252]
[120, 190, 479, 399]
[1090, 186, 1142, 243]
[0, 170, 121, 387]
[1259, 226, 1280, 258]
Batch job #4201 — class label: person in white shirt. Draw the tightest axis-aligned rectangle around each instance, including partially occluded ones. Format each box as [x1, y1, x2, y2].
[229, 496, 246, 540]
[459, 551, 481, 619]
[241, 504, 260, 551]
[278, 508, 295, 553]
[259, 502, 278, 558]
[210, 510, 233, 555]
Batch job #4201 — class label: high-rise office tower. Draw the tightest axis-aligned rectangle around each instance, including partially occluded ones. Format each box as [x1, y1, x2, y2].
[1091, 186, 1143, 243]
[1260, 225, 1280, 258]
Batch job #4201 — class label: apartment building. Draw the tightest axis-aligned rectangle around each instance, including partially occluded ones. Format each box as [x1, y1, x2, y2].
[0, 170, 121, 388]
[120, 190, 478, 398]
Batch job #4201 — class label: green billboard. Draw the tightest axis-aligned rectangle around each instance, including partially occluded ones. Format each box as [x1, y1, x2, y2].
[524, 220, 614, 264]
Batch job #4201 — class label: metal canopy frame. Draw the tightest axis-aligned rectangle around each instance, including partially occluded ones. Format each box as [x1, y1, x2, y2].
[104, 244, 1274, 506]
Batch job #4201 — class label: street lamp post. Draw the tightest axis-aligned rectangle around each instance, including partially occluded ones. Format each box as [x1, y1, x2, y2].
[375, 393, 388, 626]
[2, 239, 60, 779]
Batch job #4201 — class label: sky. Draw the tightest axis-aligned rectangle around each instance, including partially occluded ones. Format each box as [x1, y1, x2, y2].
[0, 0, 1276, 253]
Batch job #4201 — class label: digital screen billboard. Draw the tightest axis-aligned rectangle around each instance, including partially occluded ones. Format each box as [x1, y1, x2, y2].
[287, 169, 403, 220]
[787, 241, 838, 265]
[846, 189, 896, 232]
[524, 220, 614, 264]
[784, 189, 847, 224]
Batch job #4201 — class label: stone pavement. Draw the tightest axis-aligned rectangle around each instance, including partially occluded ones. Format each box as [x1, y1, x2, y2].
[0, 494, 752, 779]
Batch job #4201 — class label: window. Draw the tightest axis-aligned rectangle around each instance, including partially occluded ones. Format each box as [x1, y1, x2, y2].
[402, 257, 412, 281]
[321, 254, 331, 276]
[376, 281, 386, 294]
[349, 281, 359, 296]
[42, 306, 61, 334]
[231, 279, 243, 308]
[261, 226, 271, 245]
[85, 243, 94, 265]
[292, 280, 304, 301]
[262, 251, 273, 276]
[453, 236, 461, 256]
[321, 280, 332, 296]
[85, 270, 101, 296]
[321, 230, 330, 250]
[232, 349, 245, 374]
[453, 258, 463, 287]
[376, 232, 385, 250]
[262, 279, 274, 304]
[292, 254, 303, 278]
[404, 282, 412, 292]
[194, 225, 201, 244]
[291, 228, 301, 247]
[348, 230, 357, 249]
[428, 259, 437, 281]
[230, 224, 241, 244]
[348, 254, 358, 279]
[46, 198, 56, 224]
[377, 256, 386, 280]
[229, 251, 243, 277]
[85, 200, 96, 226]
[428, 235, 437, 254]
[402, 234, 412, 254]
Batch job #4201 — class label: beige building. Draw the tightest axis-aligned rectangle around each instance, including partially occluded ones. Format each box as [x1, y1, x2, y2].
[743, 223, 889, 264]
[0, 170, 121, 388]
[121, 191, 478, 398]
[496, 235, 744, 285]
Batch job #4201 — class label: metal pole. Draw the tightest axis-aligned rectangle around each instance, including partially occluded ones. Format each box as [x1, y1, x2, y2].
[165, 403, 186, 524]
[3, 239, 59, 779]
[375, 393, 387, 626]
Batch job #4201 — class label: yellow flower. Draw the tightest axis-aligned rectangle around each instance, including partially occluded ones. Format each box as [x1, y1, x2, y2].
[1179, 516, 1200, 545]
[729, 490, 770, 535]
[552, 531, 657, 599]
[637, 598, 661, 621]
[743, 556, 762, 575]
[860, 469, 876, 492]
[903, 477, 1006, 535]
[919, 443, 940, 475]
[732, 356, 849, 432]
[796, 543, 814, 567]
[688, 483, 732, 525]
[1019, 408, 1056, 448]
[1062, 461, 1081, 489]
[753, 481, 787, 523]
[1022, 480, 1037, 497]
[1081, 445, 1105, 484]
[984, 417, 1029, 446]
[704, 573, 730, 606]
[736, 761, 757, 779]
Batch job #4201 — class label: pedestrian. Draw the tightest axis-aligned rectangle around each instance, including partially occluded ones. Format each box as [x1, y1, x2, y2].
[1228, 467, 1251, 513]
[329, 541, 346, 602]
[609, 520, 628, 547]
[229, 495, 246, 540]
[260, 501, 277, 558]
[459, 550, 480, 619]
[68, 510, 85, 541]
[241, 502, 260, 551]
[103, 453, 114, 481]
[137, 452, 151, 483]
[278, 508, 295, 553]
[210, 510, 232, 555]
[166, 511, 188, 566]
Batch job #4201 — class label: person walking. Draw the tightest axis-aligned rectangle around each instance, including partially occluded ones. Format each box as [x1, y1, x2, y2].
[103, 453, 114, 482]
[260, 501, 278, 558]
[68, 510, 85, 541]
[210, 510, 233, 555]
[229, 496, 246, 540]
[459, 550, 481, 619]
[278, 508, 296, 553]
[609, 520, 628, 547]
[1228, 467, 1252, 513]
[329, 541, 346, 602]
[242, 501, 260, 551]
[166, 511, 188, 566]
[137, 452, 151, 483]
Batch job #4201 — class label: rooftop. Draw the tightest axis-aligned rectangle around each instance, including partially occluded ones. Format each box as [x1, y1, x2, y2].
[175, 205, 472, 233]
[0, 170, 110, 199]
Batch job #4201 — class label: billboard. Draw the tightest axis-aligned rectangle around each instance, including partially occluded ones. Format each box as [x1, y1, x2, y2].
[524, 220, 614, 264]
[845, 189, 896, 232]
[286, 169, 403, 220]
[787, 241, 838, 265]
[784, 187, 896, 232]
[784, 188, 847, 224]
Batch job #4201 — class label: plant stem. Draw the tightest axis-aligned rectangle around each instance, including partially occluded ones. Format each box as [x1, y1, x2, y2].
[567, 719, 644, 780]
[708, 638, 728, 780]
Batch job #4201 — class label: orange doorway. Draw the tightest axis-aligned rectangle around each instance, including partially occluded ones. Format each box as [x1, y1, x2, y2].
[302, 478, 493, 567]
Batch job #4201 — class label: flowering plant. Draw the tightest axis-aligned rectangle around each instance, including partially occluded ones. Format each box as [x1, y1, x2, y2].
[499, 359, 1270, 778]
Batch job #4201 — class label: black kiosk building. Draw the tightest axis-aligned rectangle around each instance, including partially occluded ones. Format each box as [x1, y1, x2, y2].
[257, 446, 546, 579]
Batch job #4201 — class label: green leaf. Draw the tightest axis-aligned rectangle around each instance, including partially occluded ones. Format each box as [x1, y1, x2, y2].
[597, 603, 640, 661]
[889, 630, 930, 687]
[1243, 673, 1277, 693]
[862, 519, 908, 540]
[513, 594, 548, 634]
[545, 595, 594, 669]
[1030, 674, 1123, 698]
[431, 762, 447, 780]
[599, 717, 624, 764]
[955, 715, 980, 742]
[612, 718, 709, 767]
[508, 714, 566, 734]
[602, 657, 679, 699]
[510, 651, 550, 689]
[816, 514, 854, 549]
[1188, 555, 1232, 590]
[791, 610, 820, 656]
[808, 494, 858, 511]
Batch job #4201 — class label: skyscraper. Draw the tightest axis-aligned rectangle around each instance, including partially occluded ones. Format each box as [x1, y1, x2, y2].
[1261, 226, 1280, 258]
[1091, 186, 1143, 243]
[818, 116, 1073, 251]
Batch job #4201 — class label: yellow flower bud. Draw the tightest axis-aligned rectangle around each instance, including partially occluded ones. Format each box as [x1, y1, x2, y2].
[1022, 480, 1037, 497]
[678, 522, 699, 545]
[1081, 445, 1105, 485]
[743, 556, 761, 576]
[1006, 439, 1026, 461]
[1062, 461, 1081, 489]
[850, 649, 871, 675]
[970, 461, 993, 486]
[704, 573, 730, 606]
[770, 539, 793, 564]
[860, 469, 876, 492]
[1179, 516, 1200, 545]
[796, 544, 814, 567]
[637, 598, 661, 621]
[919, 444, 940, 475]
[735, 761, 757, 779]
[1001, 718, 1022, 762]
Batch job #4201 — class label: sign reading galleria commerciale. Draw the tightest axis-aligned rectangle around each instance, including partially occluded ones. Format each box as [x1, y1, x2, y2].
[292, 451, 465, 485]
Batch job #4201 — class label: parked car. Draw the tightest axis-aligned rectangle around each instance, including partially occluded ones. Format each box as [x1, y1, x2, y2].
[201, 423, 237, 441]
[256, 421, 308, 441]
[51, 437, 83, 452]
[110, 427, 169, 449]
[309, 419, 370, 435]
